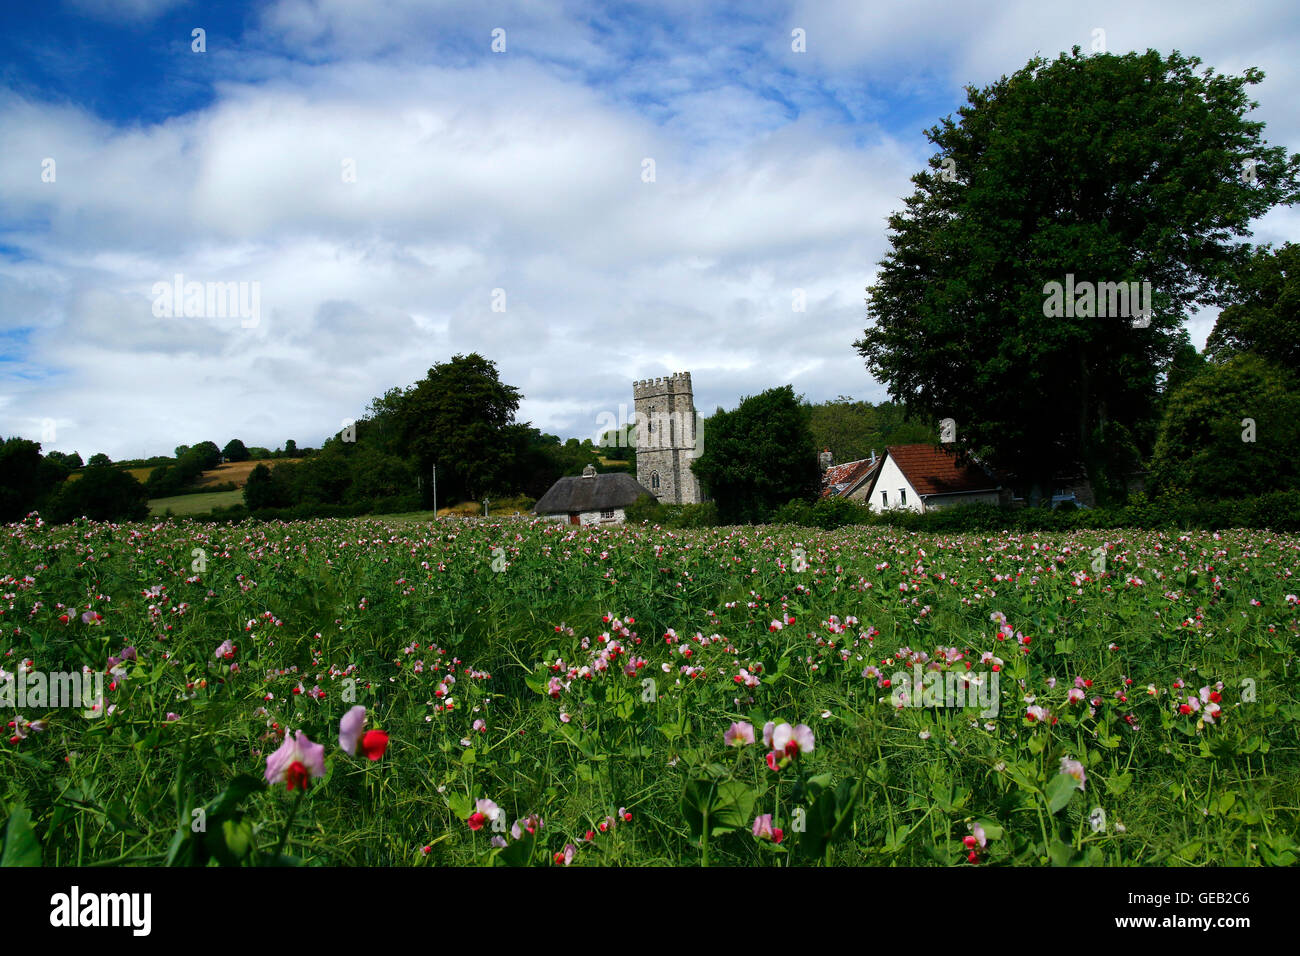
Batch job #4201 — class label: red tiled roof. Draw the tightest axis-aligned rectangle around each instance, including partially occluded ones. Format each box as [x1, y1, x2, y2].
[885, 444, 997, 496]
[820, 457, 880, 499]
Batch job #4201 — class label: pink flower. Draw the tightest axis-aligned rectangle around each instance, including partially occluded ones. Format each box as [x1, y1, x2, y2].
[264, 730, 326, 791]
[771, 722, 814, 756]
[473, 719, 486, 732]
[213, 639, 235, 660]
[553, 843, 576, 865]
[752, 813, 784, 843]
[339, 705, 366, 754]
[468, 798, 500, 831]
[1060, 757, 1087, 791]
[763, 721, 814, 771]
[724, 721, 755, 746]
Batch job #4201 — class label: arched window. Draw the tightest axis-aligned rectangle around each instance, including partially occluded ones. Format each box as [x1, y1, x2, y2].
[651, 472, 660, 490]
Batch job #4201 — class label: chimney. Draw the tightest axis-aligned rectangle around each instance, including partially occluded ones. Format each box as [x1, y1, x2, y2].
[582, 464, 596, 478]
[870, 449, 877, 465]
[819, 448, 833, 472]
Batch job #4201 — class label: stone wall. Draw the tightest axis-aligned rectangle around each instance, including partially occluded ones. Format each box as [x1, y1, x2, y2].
[633, 371, 701, 505]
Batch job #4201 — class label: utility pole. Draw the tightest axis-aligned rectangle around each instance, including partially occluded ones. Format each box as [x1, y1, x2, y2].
[432, 464, 437, 520]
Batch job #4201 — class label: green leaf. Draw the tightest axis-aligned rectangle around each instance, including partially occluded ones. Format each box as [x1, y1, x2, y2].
[214, 819, 254, 865]
[1106, 772, 1133, 796]
[680, 778, 758, 838]
[1046, 774, 1078, 814]
[447, 792, 473, 820]
[207, 774, 266, 821]
[1, 806, 42, 867]
[524, 667, 549, 695]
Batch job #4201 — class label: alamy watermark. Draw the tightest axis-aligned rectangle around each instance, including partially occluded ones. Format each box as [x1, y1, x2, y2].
[1, 667, 105, 716]
[1042, 274, 1152, 328]
[152, 273, 261, 328]
[888, 664, 1000, 718]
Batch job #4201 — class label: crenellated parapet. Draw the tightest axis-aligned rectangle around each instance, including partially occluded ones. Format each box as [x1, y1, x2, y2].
[632, 371, 693, 399]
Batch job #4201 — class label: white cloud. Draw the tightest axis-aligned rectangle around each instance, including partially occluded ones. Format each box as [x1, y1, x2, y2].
[2, 0, 1296, 459]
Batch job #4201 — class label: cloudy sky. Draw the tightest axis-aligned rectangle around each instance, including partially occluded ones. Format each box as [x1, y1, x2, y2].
[1, 0, 1296, 460]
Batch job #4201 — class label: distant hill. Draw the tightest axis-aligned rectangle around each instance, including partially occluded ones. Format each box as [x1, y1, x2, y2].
[191, 459, 281, 490]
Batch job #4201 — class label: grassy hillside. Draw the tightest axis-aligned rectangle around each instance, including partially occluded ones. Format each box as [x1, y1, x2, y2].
[193, 458, 280, 488]
[148, 490, 244, 516]
[64, 466, 154, 483]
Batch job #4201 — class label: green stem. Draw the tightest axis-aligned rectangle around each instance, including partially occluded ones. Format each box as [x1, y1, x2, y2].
[273, 787, 307, 861]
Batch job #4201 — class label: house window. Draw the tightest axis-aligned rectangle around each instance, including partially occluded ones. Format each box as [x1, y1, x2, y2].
[881, 491, 888, 507]
[651, 472, 660, 490]
[601, 510, 615, 520]
[899, 488, 906, 505]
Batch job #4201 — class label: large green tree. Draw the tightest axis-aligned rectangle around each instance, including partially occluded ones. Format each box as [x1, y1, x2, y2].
[47, 461, 148, 523]
[807, 397, 936, 464]
[396, 353, 524, 503]
[0, 438, 58, 521]
[1206, 243, 1300, 368]
[222, 439, 250, 462]
[854, 48, 1300, 503]
[691, 385, 820, 524]
[1150, 353, 1300, 498]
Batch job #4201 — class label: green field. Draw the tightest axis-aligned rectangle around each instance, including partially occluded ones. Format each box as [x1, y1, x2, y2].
[2, 516, 1297, 867]
[148, 490, 243, 516]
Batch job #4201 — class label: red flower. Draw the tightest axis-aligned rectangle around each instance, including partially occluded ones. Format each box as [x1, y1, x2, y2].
[285, 760, 311, 792]
[467, 812, 488, 831]
[361, 730, 389, 760]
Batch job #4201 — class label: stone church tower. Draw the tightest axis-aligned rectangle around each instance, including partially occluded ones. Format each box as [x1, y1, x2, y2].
[634, 371, 702, 504]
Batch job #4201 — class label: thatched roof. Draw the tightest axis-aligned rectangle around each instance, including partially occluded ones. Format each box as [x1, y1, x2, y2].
[533, 472, 656, 515]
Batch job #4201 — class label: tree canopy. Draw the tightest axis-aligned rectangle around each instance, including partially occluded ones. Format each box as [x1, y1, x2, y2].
[1149, 353, 1300, 498]
[223, 439, 251, 462]
[854, 48, 1300, 503]
[1206, 243, 1300, 368]
[691, 385, 820, 524]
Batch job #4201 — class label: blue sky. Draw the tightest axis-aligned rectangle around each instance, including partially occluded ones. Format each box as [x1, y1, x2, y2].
[1, 0, 1297, 461]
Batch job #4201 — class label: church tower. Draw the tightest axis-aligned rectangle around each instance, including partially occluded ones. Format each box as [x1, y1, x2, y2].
[633, 371, 701, 504]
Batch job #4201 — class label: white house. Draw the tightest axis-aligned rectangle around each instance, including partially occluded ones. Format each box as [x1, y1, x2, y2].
[863, 445, 1002, 513]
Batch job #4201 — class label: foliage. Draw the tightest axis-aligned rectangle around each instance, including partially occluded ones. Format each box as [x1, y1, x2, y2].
[2, 514, 1297, 868]
[0, 438, 64, 522]
[222, 439, 251, 463]
[1149, 354, 1300, 498]
[855, 48, 1300, 500]
[1206, 242, 1300, 368]
[45, 461, 148, 522]
[691, 385, 820, 524]
[807, 397, 934, 463]
[396, 353, 524, 502]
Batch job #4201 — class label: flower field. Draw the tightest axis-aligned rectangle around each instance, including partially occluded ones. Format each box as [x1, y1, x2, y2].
[2, 512, 1298, 867]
